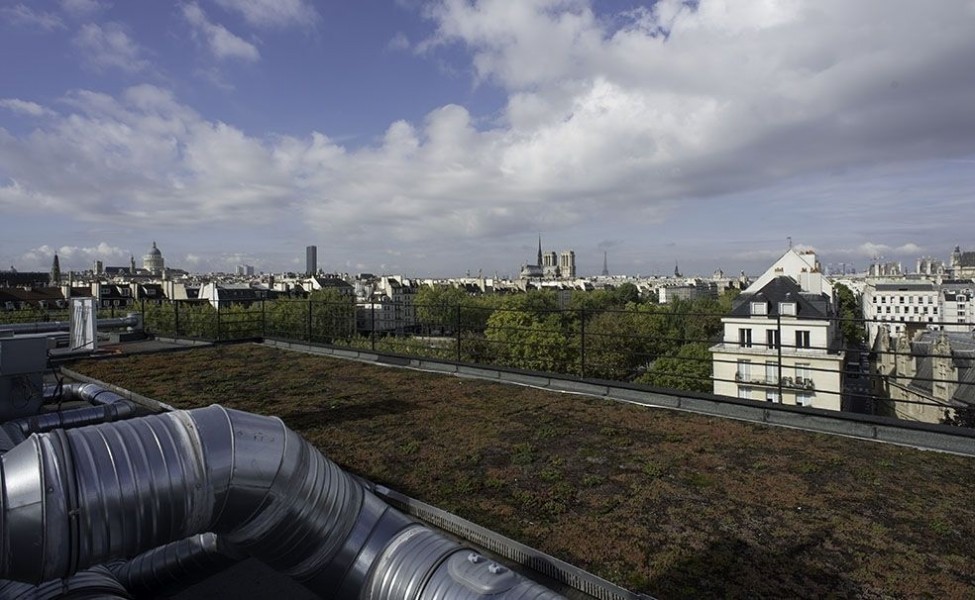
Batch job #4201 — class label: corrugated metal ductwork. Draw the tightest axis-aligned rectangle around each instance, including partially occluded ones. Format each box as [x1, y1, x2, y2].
[3, 383, 139, 444]
[0, 565, 130, 599]
[109, 533, 242, 597]
[0, 405, 564, 599]
[0, 314, 141, 336]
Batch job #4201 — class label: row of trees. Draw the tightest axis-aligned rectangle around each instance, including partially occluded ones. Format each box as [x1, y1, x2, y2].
[132, 285, 736, 393]
[414, 284, 739, 392]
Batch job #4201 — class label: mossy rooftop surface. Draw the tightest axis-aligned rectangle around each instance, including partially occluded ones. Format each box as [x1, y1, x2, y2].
[72, 343, 975, 600]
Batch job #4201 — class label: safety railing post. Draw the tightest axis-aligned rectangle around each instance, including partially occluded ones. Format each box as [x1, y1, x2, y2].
[456, 304, 462, 362]
[307, 299, 313, 342]
[777, 313, 783, 402]
[580, 308, 587, 378]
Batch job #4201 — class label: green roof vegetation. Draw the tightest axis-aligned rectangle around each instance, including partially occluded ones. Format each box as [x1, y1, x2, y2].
[72, 343, 975, 599]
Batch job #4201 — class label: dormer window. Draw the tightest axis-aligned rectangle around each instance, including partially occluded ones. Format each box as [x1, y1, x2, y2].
[779, 302, 797, 316]
[750, 301, 768, 316]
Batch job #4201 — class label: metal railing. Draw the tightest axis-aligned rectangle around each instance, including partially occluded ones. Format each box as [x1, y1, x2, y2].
[4, 296, 972, 426]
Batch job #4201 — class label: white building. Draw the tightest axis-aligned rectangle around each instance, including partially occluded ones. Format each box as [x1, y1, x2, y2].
[142, 242, 165, 276]
[199, 283, 269, 309]
[375, 276, 417, 333]
[711, 276, 843, 411]
[744, 248, 831, 297]
[941, 288, 975, 334]
[862, 281, 939, 342]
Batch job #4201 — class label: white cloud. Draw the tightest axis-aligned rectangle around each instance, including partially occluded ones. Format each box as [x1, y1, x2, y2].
[0, 99, 55, 118]
[388, 31, 411, 51]
[183, 3, 260, 62]
[850, 242, 926, 259]
[73, 22, 149, 72]
[60, 0, 109, 18]
[1, 4, 66, 31]
[2, 1, 975, 267]
[212, 0, 319, 29]
[0, 85, 292, 226]
[21, 242, 128, 269]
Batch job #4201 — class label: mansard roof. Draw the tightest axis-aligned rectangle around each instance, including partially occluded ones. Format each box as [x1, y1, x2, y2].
[729, 276, 830, 319]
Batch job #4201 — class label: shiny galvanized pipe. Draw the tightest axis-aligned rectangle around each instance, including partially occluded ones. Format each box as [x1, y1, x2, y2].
[2, 401, 138, 443]
[4, 384, 139, 443]
[0, 314, 141, 335]
[0, 405, 563, 599]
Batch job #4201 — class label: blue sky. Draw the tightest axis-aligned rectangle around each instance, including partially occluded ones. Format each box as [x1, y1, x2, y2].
[1, 0, 974, 278]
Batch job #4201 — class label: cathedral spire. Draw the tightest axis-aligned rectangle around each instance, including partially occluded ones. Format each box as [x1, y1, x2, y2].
[50, 254, 61, 286]
[537, 234, 543, 267]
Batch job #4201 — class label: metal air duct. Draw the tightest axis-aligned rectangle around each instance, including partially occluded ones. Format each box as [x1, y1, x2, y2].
[0, 405, 563, 599]
[108, 533, 243, 598]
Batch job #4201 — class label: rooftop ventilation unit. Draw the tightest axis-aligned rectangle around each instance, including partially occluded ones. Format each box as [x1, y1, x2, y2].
[0, 336, 48, 420]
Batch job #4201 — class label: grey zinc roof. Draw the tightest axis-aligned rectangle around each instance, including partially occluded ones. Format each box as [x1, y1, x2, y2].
[729, 276, 831, 319]
[873, 282, 935, 291]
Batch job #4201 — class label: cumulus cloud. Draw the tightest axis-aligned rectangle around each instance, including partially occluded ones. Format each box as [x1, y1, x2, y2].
[183, 3, 260, 62]
[0, 99, 55, 118]
[1, 4, 66, 31]
[854, 242, 926, 258]
[212, 0, 319, 29]
[21, 242, 128, 269]
[420, 0, 975, 203]
[73, 22, 148, 72]
[1, 1, 974, 267]
[0, 85, 292, 225]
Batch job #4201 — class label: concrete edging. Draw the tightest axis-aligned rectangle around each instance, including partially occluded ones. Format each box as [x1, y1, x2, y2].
[59, 366, 176, 413]
[261, 339, 974, 457]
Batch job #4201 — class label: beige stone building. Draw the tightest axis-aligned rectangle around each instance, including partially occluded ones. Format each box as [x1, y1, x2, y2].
[872, 328, 975, 424]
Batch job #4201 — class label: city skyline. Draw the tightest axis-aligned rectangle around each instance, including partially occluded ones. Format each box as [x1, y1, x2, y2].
[2, 1, 974, 277]
[8, 237, 968, 280]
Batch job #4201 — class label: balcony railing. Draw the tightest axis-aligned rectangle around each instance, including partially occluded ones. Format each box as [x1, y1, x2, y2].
[734, 372, 816, 390]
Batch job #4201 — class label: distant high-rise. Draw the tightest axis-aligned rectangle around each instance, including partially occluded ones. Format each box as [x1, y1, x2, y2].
[306, 245, 317, 276]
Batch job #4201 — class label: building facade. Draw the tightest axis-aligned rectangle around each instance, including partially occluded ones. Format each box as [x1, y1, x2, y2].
[941, 288, 975, 334]
[142, 242, 165, 276]
[519, 237, 576, 280]
[862, 281, 940, 342]
[873, 328, 975, 424]
[711, 276, 843, 411]
[949, 246, 975, 279]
